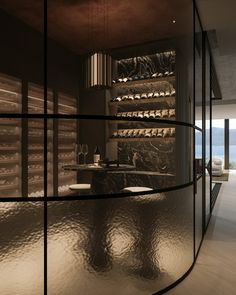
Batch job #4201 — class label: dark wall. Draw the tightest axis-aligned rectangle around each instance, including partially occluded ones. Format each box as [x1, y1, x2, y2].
[0, 9, 79, 96]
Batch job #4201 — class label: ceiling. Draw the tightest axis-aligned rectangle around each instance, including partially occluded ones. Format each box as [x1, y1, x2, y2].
[1, 0, 235, 116]
[0, 0, 192, 54]
[196, 0, 236, 109]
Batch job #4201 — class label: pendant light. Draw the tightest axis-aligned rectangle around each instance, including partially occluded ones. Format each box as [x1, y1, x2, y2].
[86, 52, 112, 89]
[86, 0, 112, 89]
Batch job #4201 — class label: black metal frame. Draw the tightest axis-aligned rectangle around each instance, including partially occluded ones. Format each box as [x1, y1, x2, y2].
[224, 119, 230, 169]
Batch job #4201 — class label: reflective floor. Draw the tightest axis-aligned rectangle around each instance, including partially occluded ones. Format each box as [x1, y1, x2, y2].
[0, 188, 194, 295]
[168, 171, 236, 295]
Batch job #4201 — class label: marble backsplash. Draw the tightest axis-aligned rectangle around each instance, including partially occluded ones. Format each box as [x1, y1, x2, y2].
[90, 140, 176, 194]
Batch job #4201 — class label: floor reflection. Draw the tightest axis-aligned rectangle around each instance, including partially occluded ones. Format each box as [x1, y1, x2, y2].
[47, 192, 193, 295]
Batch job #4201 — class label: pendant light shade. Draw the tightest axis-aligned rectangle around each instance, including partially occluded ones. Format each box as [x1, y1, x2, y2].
[86, 52, 113, 89]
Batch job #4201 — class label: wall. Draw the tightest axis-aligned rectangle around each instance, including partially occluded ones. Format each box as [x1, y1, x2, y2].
[0, 9, 79, 96]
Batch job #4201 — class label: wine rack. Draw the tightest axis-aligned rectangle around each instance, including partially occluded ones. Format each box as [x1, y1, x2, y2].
[108, 51, 176, 143]
[27, 84, 53, 197]
[0, 73, 22, 197]
[58, 93, 78, 196]
[106, 51, 177, 182]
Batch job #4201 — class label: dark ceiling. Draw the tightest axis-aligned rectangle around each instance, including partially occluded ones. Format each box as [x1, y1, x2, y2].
[0, 0, 192, 54]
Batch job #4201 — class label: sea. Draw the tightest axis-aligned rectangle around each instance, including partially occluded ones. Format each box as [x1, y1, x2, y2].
[195, 145, 236, 166]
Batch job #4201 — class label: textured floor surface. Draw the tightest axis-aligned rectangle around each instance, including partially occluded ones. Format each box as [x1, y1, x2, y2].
[167, 170, 236, 295]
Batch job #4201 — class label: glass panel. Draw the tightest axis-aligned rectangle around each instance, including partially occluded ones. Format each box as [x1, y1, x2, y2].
[0, 202, 44, 294]
[229, 119, 236, 169]
[48, 185, 194, 294]
[212, 119, 224, 166]
[195, 12, 203, 129]
[205, 41, 211, 225]
[194, 8, 203, 250]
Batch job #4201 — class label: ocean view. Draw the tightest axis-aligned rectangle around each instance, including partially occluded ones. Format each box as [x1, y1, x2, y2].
[195, 145, 236, 167]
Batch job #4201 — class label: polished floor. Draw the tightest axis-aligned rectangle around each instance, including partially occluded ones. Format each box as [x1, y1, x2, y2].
[167, 170, 236, 295]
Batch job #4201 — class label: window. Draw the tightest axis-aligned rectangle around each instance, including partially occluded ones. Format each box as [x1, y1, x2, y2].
[229, 119, 236, 169]
[212, 119, 224, 164]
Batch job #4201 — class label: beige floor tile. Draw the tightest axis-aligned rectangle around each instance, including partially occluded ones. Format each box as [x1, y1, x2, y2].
[167, 170, 236, 294]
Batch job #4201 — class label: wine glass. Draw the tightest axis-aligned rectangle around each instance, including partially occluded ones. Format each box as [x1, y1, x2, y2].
[77, 144, 83, 164]
[82, 144, 88, 165]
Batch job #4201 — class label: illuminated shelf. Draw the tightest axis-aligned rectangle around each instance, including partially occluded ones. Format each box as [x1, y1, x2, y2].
[28, 169, 44, 174]
[108, 118, 175, 125]
[109, 137, 175, 142]
[28, 158, 44, 162]
[0, 119, 19, 125]
[109, 96, 175, 106]
[28, 147, 44, 151]
[59, 146, 76, 151]
[0, 159, 19, 164]
[113, 76, 175, 88]
[0, 172, 18, 177]
[0, 147, 18, 151]
[28, 179, 44, 185]
[0, 184, 19, 191]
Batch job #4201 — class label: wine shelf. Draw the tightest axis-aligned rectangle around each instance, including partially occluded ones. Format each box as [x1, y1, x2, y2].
[109, 96, 175, 106]
[0, 73, 79, 198]
[0, 147, 19, 151]
[28, 179, 44, 185]
[1, 172, 18, 177]
[27, 83, 54, 197]
[108, 116, 176, 125]
[0, 73, 22, 198]
[0, 159, 19, 164]
[28, 147, 44, 151]
[58, 93, 77, 195]
[28, 169, 44, 174]
[113, 76, 175, 88]
[0, 119, 19, 125]
[0, 184, 19, 191]
[106, 51, 177, 181]
[59, 146, 76, 151]
[109, 137, 175, 142]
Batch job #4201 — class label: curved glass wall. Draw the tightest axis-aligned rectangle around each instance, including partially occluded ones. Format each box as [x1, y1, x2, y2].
[47, 184, 194, 295]
[0, 202, 44, 294]
[204, 39, 212, 226]
[0, 0, 217, 294]
[194, 9, 203, 254]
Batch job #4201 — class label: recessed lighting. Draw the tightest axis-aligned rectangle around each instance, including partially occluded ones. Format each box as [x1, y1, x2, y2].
[172, 19, 176, 24]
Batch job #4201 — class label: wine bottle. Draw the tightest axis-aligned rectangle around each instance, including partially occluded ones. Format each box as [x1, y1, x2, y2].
[93, 146, 101, 164]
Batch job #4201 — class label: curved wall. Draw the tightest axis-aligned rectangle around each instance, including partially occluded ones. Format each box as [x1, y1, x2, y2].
[0, 184, 194, 295]
[0, 1, 212, 294]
